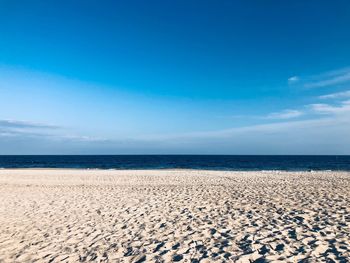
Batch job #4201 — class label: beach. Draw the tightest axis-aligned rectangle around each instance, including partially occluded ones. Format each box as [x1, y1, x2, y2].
[0, 169, 349, 262]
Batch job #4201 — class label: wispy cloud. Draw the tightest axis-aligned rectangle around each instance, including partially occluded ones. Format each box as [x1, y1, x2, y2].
[55, 134, 109, 142]
[0, 128, 52, 138]
[264, 109, 303, 120]
[319, 90, 350, 99]
[135, 97, 350, 152]
[309, 100, 350, 115]
[0, 119, 107, 143]
[224, 109, 304, 121]
[0, 119, 58, 129]
[138, 115, 349, 143]
[288, 76, 299, 84]
[304, 67, 350, 88]
[0, 119, 60, 138]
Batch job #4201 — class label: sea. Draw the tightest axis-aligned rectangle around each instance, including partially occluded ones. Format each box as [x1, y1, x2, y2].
[0, 155, 350, 171]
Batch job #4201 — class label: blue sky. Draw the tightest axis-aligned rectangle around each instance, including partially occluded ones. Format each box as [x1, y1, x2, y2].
[1, 0, 350, 154]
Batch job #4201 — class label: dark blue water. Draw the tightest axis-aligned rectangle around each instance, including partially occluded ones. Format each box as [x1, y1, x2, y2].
[0, 155, 350, 171]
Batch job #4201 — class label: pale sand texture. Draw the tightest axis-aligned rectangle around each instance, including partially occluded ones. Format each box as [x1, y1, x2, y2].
[0, 169, 349, 263]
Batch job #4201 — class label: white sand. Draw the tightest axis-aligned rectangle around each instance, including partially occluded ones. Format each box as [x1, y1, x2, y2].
[0, 169, 349, 262]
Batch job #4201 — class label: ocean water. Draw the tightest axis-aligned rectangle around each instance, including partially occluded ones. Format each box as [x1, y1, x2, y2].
[0, 155, 350, 171]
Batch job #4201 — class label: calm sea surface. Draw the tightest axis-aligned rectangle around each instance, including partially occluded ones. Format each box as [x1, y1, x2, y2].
[0, 155, 350, 171]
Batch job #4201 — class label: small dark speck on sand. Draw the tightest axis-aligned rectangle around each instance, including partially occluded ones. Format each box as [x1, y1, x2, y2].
[173, 254, 183, 262]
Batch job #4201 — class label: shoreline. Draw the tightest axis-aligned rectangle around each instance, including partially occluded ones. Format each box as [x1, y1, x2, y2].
[0, 167, 346, 172]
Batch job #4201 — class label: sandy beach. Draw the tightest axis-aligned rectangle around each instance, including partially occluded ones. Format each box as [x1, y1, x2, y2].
[0, 169, 349, 262]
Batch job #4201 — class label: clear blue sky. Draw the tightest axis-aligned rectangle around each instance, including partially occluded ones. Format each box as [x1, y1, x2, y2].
[1, 0, 350, 154]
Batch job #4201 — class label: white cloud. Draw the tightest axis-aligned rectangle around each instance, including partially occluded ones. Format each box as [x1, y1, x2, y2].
[309, 104, 337, 114]
[0, 119, 107, 143]
[309, 100, 350, 115]
[288, 76, 299, 84]
[57, 134, 109, 142]
[319, 90, 350, 99]
[265, 109, 303, 120]
[304, 67, 350, 88]
[0, 119, 58, 129]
